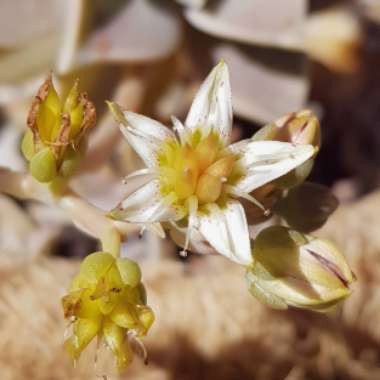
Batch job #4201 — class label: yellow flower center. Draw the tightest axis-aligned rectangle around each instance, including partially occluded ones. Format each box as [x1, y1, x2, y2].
[157, 130, 237, 210]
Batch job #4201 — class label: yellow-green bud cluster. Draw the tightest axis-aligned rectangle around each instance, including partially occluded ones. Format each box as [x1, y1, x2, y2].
[246, 226, 355, 311]
[62, 252, 154, 371]
[21, 75, 96, 183]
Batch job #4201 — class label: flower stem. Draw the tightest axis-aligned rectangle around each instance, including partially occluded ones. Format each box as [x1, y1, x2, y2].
[0, 167, 138, 243]
[100, 228, 121, 258]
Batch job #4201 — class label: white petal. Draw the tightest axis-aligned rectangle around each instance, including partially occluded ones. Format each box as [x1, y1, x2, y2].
[122, 111, 173, 141]
[121, 111, 174, 167]
[197, 201, 252, 265]
[171, 116, 188, 144]
[110, 179, 180, 223]
[109, 103, 175, 167]
[185, 61, 232, 142]
[229, 140, 314, 193]
[169, 223, 217, 256]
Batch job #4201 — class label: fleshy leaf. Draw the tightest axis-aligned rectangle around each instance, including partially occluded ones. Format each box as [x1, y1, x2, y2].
[274, 182, 339, 232]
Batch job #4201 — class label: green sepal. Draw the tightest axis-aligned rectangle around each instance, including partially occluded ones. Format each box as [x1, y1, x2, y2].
[21, 129, 35, 161]
[59, 145, 83, 178]
[116, 258, 142, 288]
[245, 267, 288, 310]
[29, 147, 57, 183]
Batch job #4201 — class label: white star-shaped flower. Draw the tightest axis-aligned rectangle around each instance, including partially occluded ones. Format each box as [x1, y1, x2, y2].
[108, 61, 315, 265]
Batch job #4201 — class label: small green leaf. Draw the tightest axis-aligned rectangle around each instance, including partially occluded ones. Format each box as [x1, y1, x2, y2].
[274, 182, 339, 232]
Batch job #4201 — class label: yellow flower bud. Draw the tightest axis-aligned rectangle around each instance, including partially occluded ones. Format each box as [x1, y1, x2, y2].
[247, 226, 355, 311]
[23, 74, 96, 183]
[62, 252, 154, 371]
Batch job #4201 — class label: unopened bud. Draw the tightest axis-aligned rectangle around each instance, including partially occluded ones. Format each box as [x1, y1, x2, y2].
[62, 251, 154, 371]
[246, 226, 355, 311]
[23, 75, 96, 183]
[253, 110, 321, 149]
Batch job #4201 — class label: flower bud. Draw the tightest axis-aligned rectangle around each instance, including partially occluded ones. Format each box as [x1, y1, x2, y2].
[22, 74, 96, 183]
[253, 110, 321, 149]
[62, 252, 154, 371]
[246, 226, 355, 311]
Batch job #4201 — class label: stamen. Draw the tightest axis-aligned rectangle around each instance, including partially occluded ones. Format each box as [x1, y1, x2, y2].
[180, 195, 198, 257]
[226, 186, 270, 216]
[171, 116, 187, 144]
[122, 168, 155, 184]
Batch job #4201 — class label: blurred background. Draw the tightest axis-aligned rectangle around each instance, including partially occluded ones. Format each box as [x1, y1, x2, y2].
[1, 0, 380, 379]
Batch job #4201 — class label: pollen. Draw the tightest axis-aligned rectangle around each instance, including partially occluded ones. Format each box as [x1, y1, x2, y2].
[157, 130, 237, 211]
